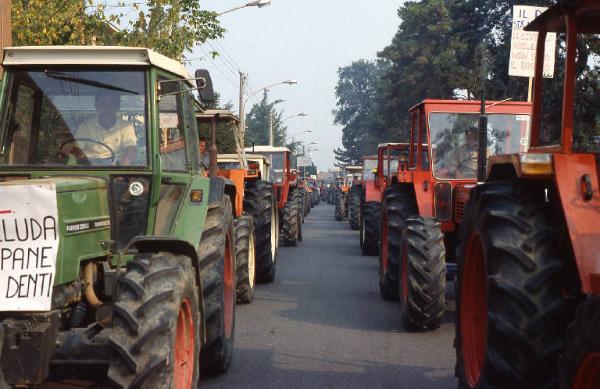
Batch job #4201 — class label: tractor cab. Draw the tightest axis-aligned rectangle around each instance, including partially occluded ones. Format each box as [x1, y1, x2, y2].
[407, 99, 531, 227]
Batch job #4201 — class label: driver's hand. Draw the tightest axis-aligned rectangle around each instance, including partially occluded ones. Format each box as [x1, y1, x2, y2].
[61, 143, 85, 160]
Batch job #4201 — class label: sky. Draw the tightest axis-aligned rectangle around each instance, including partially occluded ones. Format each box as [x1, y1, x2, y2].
[187, 0, 403, 170]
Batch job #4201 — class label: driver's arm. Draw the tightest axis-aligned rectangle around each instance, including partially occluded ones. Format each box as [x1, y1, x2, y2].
[119, 124, 138, 165]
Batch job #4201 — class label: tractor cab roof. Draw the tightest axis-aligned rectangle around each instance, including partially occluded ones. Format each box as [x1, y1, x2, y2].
[2, 46, 194, 84]
[525, 0, 600, 33]
[246, 153, 271, 164]
[345, 166, 362, 172]
[409, 99, 532, 112]
[377, 142, 409, 149]
[362, 155, 378, 160]
[244, 146, 291, 153]
[196, 109, 240, 124]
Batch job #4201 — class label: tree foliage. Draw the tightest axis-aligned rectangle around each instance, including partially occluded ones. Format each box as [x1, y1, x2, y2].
[334, 0, 600, 159]
[12, 0, 224, 60]
[332, 59, 386, 165]
[244, 91, 288, 147]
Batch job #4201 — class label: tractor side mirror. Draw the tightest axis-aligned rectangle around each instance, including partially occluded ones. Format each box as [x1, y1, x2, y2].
[195, 69, 215, 103]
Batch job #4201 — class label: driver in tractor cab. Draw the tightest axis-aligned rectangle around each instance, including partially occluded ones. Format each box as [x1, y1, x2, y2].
[435, 124, 478, 179]
[67, 90, 138, 165]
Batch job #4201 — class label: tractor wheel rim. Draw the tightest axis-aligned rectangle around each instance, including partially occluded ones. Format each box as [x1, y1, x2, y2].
[574, 352, 600, 389]
[224, 231, 234, 337]
[248, 231, 256, 289]
[174, 298, 194, 388]
[381, 211, 389, 273]
[271, 205, 277, 262]
[400, 241, 408, 303]
[460, 232, 488, 387]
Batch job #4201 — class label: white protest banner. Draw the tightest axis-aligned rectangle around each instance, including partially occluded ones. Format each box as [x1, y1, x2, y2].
[509, 5, 556, 78]
[0, 183, 60, 311]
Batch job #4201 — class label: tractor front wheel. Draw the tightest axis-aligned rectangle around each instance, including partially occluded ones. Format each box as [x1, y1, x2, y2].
[399, 216, 445, 330]
[562, 296, 600, 389]
[106, 252, 200, 388]
[455, 181, 566, 388]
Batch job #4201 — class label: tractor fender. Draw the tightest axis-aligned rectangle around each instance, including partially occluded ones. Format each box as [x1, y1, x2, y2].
[208, 176, 238, 216]
[130, 236, 207, 342]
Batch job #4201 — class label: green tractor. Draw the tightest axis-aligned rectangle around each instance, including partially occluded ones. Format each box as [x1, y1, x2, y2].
[0, 46, 237, 387]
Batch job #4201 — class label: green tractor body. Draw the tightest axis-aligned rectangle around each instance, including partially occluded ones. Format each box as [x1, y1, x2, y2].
[0, 46, 235, 387]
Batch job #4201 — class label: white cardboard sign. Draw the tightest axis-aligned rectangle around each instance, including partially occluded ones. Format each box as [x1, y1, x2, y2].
[0, 183, 60, 311]
[509, 5, 556, 78]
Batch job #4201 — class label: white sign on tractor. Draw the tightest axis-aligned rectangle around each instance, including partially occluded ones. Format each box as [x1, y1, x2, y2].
[0, 183, 60, 311]
[509, 5, 556, 78]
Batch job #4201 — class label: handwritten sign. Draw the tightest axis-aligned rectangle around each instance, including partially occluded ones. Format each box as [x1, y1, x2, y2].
[0, 183, 60, 311]
[509, 5, 556, 78]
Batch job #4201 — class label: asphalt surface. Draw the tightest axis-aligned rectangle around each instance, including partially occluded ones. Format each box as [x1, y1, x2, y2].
[202, 201, 457, 389]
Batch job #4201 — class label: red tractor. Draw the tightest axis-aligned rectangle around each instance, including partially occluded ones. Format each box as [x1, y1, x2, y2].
[379, 99, 531, 331]
[455, 2, 600, 388]
[360, 143, 407, 255]
[245, 146, 302, 247]
[359, 153, 390, 255]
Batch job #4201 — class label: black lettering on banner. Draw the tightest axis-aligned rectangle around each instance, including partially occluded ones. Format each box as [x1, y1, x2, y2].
[2, 220, 14, 242]
[6, 276, 19, 298]
[40, 246, 52, 268]
[11, 248, 24, 270]
[1, 248, 11, 270]
[15, 219, 29, 241]
[31, 218, 42, 240]
[43, 216, 57, 240]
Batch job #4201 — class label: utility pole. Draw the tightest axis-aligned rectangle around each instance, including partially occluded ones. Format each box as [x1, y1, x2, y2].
[0, 0, 11, 76]
[268, 111, 274, 146]
[238, 71, 246, 145]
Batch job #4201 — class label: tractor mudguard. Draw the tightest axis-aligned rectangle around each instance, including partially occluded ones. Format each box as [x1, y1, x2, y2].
[208, 177, 237, 216]
[129, 236, 207, 341]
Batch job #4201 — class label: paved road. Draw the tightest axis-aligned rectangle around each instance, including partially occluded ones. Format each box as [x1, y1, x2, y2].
[202, 202, 457, 389]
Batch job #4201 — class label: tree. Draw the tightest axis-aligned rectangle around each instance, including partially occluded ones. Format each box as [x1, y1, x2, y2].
[332, 59, 385, 165]
[377, 0, 463, 139]
[12, 0, 224, 60]
[244, 91, 288, 147]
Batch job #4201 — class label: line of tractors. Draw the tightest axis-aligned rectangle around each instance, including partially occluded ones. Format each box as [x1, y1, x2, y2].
[0, 44, 319, 386]
[330, 2, 600, 388]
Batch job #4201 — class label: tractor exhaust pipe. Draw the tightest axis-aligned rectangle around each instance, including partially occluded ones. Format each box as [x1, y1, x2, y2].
[477, 98, 487, 182]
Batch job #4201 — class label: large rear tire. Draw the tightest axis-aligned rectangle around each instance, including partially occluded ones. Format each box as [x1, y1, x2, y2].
[455, 181, 566, 388]
[199, 197, 237, 376]
[106, 253, 199, 388]
[379, 185, 417, 300]
[561, 297, 600, 389]
[234, 216, 256, 304]
[360, 201, 380, 256]
[399, 216, 445, 330]
[348, 187, 361, 230]
[282, 190, 300, 246]
[244, 180, 278, 284]
[335, 191, 348, 221]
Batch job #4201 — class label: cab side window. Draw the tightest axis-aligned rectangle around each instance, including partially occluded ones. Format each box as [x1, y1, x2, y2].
[158, 79, 187, 171]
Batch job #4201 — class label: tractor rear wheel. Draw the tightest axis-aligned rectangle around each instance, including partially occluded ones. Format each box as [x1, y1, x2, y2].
[234, 216, 256, 304]
[106, 252, 200, 388]
[199, 197, 237, 376]
[455, 181, 566, 388]
[244, 180, 278, 283]
[399, 216, 445, 330]
[379, 185, 417, 300]
[360, 201, 380, 256]
[348, 187, 361, 230]
[562, 297, 600, 389]
[282, 190, 300, 246]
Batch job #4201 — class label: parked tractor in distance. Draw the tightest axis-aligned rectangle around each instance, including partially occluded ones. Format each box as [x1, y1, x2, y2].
[245, 146, 302, 248]
[455, 2, 600, 387]
[383, 99, 531, 331]
[335, 165, 361, 223]
[0, 46, 236, 387]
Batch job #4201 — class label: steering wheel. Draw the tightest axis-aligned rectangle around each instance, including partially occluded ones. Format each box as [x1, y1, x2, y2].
[59, 138, 115, 165]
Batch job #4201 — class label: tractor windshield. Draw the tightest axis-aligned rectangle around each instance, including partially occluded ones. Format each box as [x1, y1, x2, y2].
[263, 152, 285, 182]
[0, 69, 148, 168]
[428, 113, 529, 179]
[362, 159, 377, 180]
